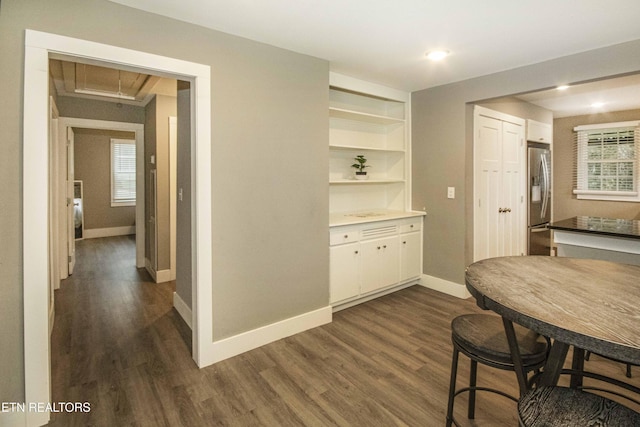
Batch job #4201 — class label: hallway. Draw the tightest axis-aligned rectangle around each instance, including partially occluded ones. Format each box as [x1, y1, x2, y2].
[49, 236, 193, 426]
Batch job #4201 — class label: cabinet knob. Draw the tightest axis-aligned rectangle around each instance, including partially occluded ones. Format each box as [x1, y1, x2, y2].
[383, 245, 387, 249]
[344, 234, 349, 239]
[377, 246, 381, 250]
[403, 241, 407, 244]
[498, 207, 504, 213]
[354, 250, 359, 254]
[410, 224, 414, 228]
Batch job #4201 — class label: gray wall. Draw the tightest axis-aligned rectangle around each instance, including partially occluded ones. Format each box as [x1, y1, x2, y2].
[73, 128, 136, 230]
[478, 96, 553, 125]
[412, 39, 640, 290]
[1, 0, 328, 404]
[56, 96, 146, 123]
[553, 109, 640, 221]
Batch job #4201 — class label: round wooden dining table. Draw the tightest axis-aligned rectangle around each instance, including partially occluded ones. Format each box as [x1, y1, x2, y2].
[465, 256, 640, 389]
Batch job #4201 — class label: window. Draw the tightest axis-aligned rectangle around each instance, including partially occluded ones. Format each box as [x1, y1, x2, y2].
[111, 139, 136, 206]
[574, 121, 640, 202]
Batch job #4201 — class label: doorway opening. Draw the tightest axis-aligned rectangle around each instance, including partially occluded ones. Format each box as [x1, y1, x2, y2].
[23, 30, 213, 426]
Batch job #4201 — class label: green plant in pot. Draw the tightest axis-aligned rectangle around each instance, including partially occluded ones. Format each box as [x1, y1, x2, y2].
[351, 155, 370, 180]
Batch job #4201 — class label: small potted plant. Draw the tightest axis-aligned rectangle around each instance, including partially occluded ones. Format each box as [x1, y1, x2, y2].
[351, 155, 370, 180]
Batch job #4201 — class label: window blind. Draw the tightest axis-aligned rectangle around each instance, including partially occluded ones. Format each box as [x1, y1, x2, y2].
[111, 139, 136, 205]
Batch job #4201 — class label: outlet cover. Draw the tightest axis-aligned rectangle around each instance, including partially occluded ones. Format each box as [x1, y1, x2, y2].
[447, 187, 455, 199]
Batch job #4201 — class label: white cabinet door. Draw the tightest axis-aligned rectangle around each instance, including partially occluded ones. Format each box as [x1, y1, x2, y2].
[527, 120, 552, 144]
[400, 231, 422, 281]
[360, 236, 400, 294]
[330, 243, 360, 303]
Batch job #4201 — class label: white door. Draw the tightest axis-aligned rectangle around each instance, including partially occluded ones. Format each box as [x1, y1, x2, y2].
[474, 109, 525, 261]
[66, 127, 76, 274]
[501, 122, 525, 257]
[475, 115, 502, 261]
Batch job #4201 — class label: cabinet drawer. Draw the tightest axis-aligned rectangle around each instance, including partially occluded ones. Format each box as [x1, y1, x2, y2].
[330, 230, 359, 246]
[400, 220, 421, 234]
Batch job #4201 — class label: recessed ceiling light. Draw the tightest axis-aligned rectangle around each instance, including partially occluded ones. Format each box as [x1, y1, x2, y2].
[426, 50, 450, 61]
[556, 85, 570, 91]
[591, 102, 605, 108]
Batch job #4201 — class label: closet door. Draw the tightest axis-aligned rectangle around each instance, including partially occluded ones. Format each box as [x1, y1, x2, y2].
[500, 122, 525, 257]
[474, 109, 525, 261]
[475, 115, 502, 261]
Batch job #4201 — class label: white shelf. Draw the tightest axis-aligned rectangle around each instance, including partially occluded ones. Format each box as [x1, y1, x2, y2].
[329, 107, 404, 125]
[329, 144, 405, 153]
[330, 210, 425, 227]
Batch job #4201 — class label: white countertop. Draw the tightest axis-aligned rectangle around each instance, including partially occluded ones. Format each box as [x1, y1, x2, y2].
[330, 210, 426, 227]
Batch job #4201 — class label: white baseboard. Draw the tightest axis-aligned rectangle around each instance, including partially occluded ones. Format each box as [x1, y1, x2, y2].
[200, 306, 332, 366]
[83, 225, 135, 239]
[173, 291, 192, 329]
[144, 258, 172, 284]
[420, 274, 471, 299]
[155, 269, 172, 283]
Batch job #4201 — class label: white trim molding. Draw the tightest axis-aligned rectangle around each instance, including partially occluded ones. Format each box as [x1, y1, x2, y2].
[23, 29, 212, 427]
[83, 225, 135, 239]
[420, 274, 471, 299]
[202, 307, 333, 366]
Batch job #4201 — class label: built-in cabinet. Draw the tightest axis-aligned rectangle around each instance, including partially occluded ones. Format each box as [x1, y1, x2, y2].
[330, 216, 423, 305]
[474, 106, 526, 261]
[527, 119, 553, 144]
[329, 73, 424, 309]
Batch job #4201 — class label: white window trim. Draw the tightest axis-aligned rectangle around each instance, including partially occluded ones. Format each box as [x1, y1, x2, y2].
[110, 138, 136, 207]
[573, 120, 640, 202]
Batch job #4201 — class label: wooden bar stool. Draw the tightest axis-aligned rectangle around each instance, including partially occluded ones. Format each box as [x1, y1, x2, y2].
[446, 314, 549, 427]
[518, 386, 640, 426]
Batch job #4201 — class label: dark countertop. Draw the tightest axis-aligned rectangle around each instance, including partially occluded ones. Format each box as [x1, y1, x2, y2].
[549, 216, 640, 240]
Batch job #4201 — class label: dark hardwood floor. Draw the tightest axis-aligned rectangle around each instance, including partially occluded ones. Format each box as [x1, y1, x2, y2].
[49, 236, 640, 426]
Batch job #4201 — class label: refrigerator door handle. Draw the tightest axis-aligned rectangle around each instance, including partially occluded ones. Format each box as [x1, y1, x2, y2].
[540, 153, 550, 220]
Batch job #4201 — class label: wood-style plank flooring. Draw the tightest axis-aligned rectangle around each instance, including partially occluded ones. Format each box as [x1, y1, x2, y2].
[49, 236, 640, 426]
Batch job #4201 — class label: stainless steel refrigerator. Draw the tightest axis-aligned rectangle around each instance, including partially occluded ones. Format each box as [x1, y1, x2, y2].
[528, 142, 551, 255]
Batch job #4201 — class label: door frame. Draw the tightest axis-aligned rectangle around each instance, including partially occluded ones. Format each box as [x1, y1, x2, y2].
[58, 118, 145, 270]
[23, 29, 213, 426]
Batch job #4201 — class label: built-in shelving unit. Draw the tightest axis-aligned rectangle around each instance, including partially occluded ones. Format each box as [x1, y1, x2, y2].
[329, 73, 424, 309]
[329, 74, 412, 217]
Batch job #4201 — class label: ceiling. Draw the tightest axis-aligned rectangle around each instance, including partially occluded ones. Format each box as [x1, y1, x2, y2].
[107, 0, 640, 93]
[50, 59, 159, 104]
[50, 59, 176, 105]
[515, 73, 640, 118]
